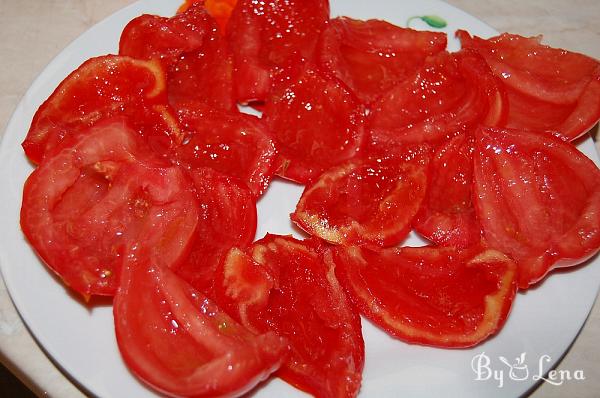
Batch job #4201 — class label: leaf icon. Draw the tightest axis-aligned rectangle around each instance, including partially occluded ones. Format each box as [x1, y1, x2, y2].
[406, 15, 448, 29]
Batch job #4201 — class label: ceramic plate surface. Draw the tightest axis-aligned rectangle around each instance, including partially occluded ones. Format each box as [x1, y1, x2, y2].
[1, 1, 599, 397]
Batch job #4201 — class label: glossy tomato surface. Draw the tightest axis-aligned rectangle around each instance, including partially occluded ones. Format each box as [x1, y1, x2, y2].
[317, 17, 447, 104]
[114, 248, 287, 397]
[21, 118, 199, 297]
[473, 126, 600, 288]
[330, 245, 517, 348]
[215, 235, 364, 398]
[293, 147, 430, 248]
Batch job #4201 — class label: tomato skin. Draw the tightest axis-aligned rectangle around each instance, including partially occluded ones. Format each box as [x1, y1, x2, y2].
[174, 167, 257, 296]
[457, 30, 600, 141]
[263, 66, 366, 184]
[473, 126, 600, 288]
[114, 249, 287, 398]
[414, 134, 481, 248]
[317, 17, 447, 104]
[330, 245, 517, 348]
[174, 106, 277, 197]
[227, 0, 330, 103]
[293, 147, 430, 248]
[215, 235, 364, 398]
[368, 49, 508, 148]
[21, 118, 199, 297]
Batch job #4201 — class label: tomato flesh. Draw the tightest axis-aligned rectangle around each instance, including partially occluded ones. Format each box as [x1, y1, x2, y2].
[21, 119, 199, 297]
[317, 17, 447, 104]
[264, 66, 366, 184]
[457, 30, 600, 141]
[330, 245, 517, 347]
[293, 148, 430, 248]
[368, 49, 507, 148]
[174, 106, 277, 197]
[174, 167, 257, 296]
[227, 0, 330, 103]
[414, 134, 481, 247]
[473, 126, 600, 288]
[114, 249, 287, 397]
[215, 235, 364, 398]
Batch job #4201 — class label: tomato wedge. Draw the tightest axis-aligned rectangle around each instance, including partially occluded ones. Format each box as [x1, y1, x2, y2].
[21, 55, 180, 164]
[263, 66, 366, 184]
[174, 167, 257, 296]
[414, 134, 481, 248]
[317, 17, 447, 104]
[174, 106, 277, 197]
[457, 30, 600, 141]
[292, 147, 430, 248]
[473, 126, 600, 288]
[21, 118, 199, 297]
[114, 249, 287, 397]
[329, 245, 517, 348]
[368, 49, 507, 147]
[215, 235, 364, 398]
[227, 0, 330, 103]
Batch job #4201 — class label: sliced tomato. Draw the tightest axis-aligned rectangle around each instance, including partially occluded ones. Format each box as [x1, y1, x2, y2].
[177, 0, 238, 33]
[414, 134, 481, 247]
[215, 235, 364, 398]
[20, 118, 199, 297]
[317, 17, 447, 104]
[263, 66, 366, 184]
[368, 49, 507, 148]
[119, 4, 217, 68]
[174, 167, 256, 296]
[457, 30, 600, 141]
[21, 55, 182, 163]
[330, 245, 517, 348]
[292, 147, 430, 248]
[473, 126, 600, 288]
[174, 106, 277, 196]
[226, 0, 330, 103]
[114, 249, 287, 397]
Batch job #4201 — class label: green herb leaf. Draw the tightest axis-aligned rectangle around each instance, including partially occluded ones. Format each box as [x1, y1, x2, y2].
[420, 15, 447, 29]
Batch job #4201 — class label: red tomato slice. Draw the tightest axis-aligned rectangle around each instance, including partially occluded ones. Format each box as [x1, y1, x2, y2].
[177, 0, 238, 33]
[330, 245, 517, 348]
[20, 118, 199, 297]
[21, 55, 180, 164]
[263, 66, 366, 184]
[174, 106, 277, 196]
[473, 126, 600, 288]
[368, 49, 507, 148]
[457, 30, 600, 141]
[227, 0, 330, 103]
[292, 147, 430, 248]
[114, 249, 287, 397]
[317, 17, 447, 104]
[174, 167, 257, 296]
[215, 235, 364, 398]
[414, 134, 481, 248]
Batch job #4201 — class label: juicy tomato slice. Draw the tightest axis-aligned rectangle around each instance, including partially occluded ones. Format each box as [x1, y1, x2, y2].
[414, 134, 481, 247]
[457, 30, 600, 141]
[114, 249, 287, 397]
[317, 17, 447, 104]
[293, 147, 430, 248]
[473, 126, 600, 288]
[120, 4, 217, 68]
[330, 245, 517, 348]
[174, 167, 257, 296]
[20, 118, 199, 297]
[263, 66, 366, 184]
[227, 0, 330, 103]
[368, 49, 507, 148]
[21, 55, 180, 164]
[215, 235, 364, 398]
[174, 106, 277, 196]
[178, 0, 238, 33]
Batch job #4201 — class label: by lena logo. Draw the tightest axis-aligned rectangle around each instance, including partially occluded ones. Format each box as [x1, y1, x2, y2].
[471, 352, 585, 388]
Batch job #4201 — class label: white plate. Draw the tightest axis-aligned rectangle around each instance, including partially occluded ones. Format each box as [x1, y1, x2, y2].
[1, 0, 599, 397]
